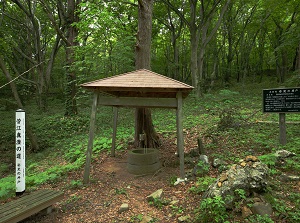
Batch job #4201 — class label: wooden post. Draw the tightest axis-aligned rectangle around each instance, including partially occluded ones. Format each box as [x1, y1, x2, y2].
[279, 113, 287, 145]
[83, 93, 98, 184]
[176, 91, 185, 179]
[111, 107, 118, 157]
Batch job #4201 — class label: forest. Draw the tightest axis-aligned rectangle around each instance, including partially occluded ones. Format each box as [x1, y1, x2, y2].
[0, 0, 300, 222]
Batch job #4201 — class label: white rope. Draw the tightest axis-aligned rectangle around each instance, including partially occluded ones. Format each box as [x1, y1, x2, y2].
[0, 61, 45, 89]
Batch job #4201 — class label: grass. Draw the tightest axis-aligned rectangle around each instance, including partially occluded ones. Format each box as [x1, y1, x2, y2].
[0, 78, 300, 222]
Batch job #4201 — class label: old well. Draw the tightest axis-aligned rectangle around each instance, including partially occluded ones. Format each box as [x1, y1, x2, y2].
[127, 148, 161, 175]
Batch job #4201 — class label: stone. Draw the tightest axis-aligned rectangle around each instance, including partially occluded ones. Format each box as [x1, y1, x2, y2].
[245, 155, 258, 162]
[203, 159, 269, 209]
[279, 173, 300, 182]
[212, 158, 227, 168]
[240, 161, 247, 167]
[178, 215, 189, 222]
[170, 200, 179, 205]
[274, 150, 296, 159]
[242, 205, 253, 218]
[199, 155, 209, 164]
[219, 173, 228, 182]
[192, 155, 210, 177]
[147, 189, 163, 202]
[141, 215, 153, 223]
[251, 202, 273, 216]
[118, 203, 129, 213]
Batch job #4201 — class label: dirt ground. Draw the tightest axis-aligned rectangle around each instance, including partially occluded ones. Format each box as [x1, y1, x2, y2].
[19, 138, 205, 223]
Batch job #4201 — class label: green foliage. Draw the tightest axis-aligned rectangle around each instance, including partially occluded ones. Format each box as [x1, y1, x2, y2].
[217, 107, 242, 130]
[246, 214, 274, 223]
[169, 175, 178, 186]
[194, 160, 210, 176]
[189, 176, 216, 194]
[68, 180, 84, 189]
[195, 196, 229, 223]
[130, 214, 143, 222]
[259, 154, 277, 168]
[170, 205, 184, 215]
[148, 198, 169, 209]
[115, 188, 128, 197]
[0, 176, 15, 200]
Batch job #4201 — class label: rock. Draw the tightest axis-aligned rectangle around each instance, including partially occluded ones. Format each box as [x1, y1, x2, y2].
[219, 173, 228, 183]
[141, 215, 153, 223]
[240, 161, 247, 167]
[147, 189, 163, 202]
[203, 157, 269, 209]
[245, 155, 258, 162]
[192, 155, 210, 176]
[279, 173, 300, 182]
[212, 158, 227, 168]
[199, 155, 209, 164]
[242, 205, 253, 218]
[118, 203, 129, 213]
[170, 200, 179, 205]
[251, 202, 273, 216]
[178, 215, 189, 222]
[274, 150, 296, 159]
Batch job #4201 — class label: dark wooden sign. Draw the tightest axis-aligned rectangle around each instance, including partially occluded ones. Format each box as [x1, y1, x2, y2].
[263, 87, 300, 113]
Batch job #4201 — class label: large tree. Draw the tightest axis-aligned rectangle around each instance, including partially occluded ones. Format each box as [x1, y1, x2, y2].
[40, 0, 80, 115]
[134, 0, 160, 148]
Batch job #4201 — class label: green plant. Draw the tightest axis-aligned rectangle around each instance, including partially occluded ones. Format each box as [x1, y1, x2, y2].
[148, 198, 169, 209]
[194, 160, 210, 176]
[130, 213, 143, 222]
[115, 188, 128, 198]
[0, 176, 15, 200]
[235, 189, 247, 200]
[218, 108, 235, 130]
[171, 205, 184, 214]
[246, 214, 274, 223]
[69, 180, 83, 189]
[169, 175, 178, 186]
[195, 196, 228, 223]
[189, 176, 216, 194]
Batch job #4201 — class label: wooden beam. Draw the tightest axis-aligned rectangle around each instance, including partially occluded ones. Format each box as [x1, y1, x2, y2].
[176, 91, 185, 179]
[111, 107, 118, 157]
[83, 93, 98, 184]
[97, 96, 177, 108]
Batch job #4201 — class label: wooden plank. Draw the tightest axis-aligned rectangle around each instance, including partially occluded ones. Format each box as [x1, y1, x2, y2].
[0, 190, 62, 217]
[176, 91, 185, 179]
[0, 190, 63, 223]
[111, 107, 118, 157]
[83, 93, 98, 184]
[97, 96, 177, 108]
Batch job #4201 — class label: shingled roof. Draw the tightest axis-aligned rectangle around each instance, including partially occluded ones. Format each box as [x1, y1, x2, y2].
[81, 69, 194, 98]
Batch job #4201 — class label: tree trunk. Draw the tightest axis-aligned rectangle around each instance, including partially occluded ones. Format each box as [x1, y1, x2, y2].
[0, 56, 39, 152]
[134, 0, 160, 148]
[64, 0, 80, 116]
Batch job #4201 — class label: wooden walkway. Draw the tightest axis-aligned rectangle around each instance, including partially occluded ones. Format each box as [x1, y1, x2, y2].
[0, 189, 64, 223]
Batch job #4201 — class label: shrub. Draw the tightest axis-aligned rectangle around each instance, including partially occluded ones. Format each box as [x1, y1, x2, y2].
[195, 196, 229, 223]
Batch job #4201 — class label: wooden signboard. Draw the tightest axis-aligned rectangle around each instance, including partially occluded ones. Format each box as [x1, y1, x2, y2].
[263, 87, 300, 113]
[262, 87, 300, 145]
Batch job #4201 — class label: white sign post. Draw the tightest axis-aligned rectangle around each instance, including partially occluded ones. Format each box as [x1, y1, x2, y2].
[16, 109, 25, 196]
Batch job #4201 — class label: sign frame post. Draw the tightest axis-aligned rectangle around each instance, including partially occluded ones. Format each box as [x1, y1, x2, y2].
[263, 87, 300, 145]
[16, 109, 25, 196]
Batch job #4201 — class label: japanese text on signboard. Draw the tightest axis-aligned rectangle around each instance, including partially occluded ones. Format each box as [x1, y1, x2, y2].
[263, 88, 300, 113]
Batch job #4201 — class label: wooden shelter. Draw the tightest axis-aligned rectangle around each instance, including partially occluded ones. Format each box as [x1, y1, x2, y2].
[81, 69, 193, 184]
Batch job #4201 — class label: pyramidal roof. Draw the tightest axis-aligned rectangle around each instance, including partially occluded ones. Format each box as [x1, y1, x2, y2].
[81, 69, 193, 98]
